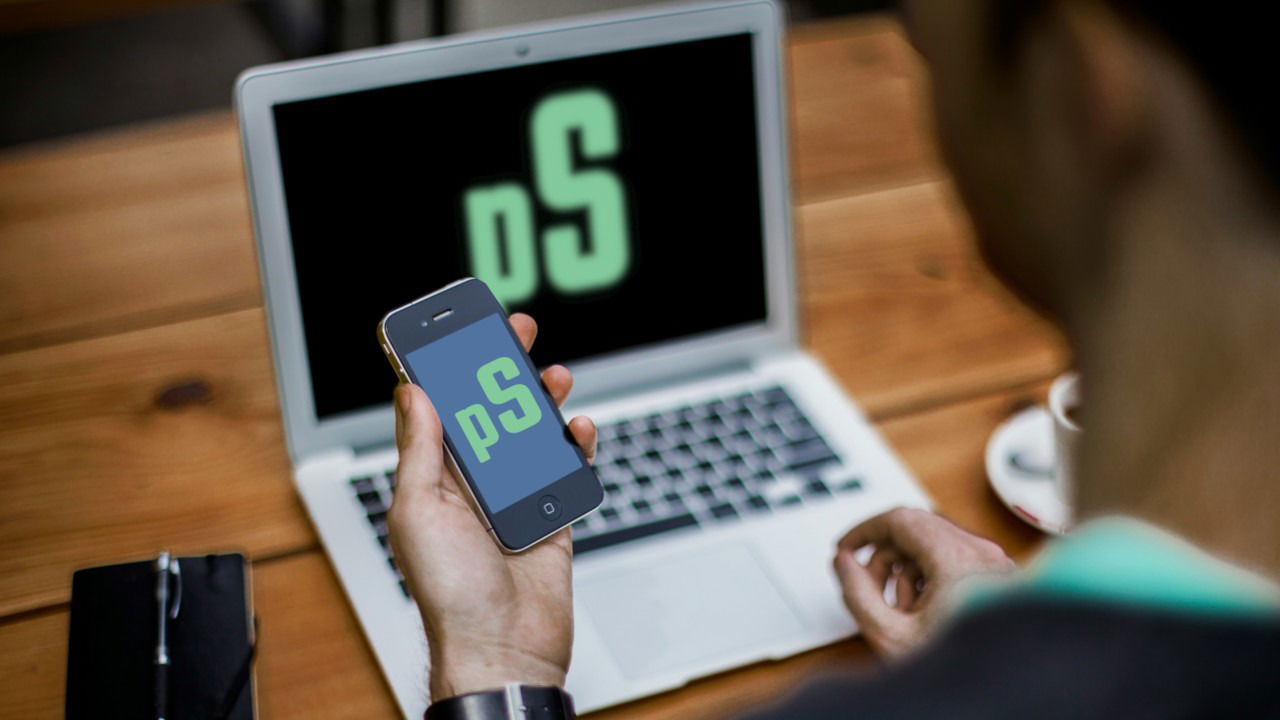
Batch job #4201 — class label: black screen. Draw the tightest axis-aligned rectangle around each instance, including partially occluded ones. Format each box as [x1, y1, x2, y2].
[274, 33, 767, 420]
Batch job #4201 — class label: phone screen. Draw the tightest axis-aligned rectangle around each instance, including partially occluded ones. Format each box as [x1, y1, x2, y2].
[402, 313, 581, 513]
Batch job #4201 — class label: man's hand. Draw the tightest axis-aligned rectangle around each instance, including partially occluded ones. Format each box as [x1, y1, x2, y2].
[387, 313, 595, 700]
[833, 507, 1016, 659]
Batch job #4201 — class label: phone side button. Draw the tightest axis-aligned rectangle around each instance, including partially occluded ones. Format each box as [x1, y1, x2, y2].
[538, 495, 563, 521]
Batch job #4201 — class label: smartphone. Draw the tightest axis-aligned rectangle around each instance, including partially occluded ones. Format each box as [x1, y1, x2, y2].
[378, 278, 603, 551]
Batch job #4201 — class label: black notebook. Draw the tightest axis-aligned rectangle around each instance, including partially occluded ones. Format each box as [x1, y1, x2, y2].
[66, 553, 256, 720]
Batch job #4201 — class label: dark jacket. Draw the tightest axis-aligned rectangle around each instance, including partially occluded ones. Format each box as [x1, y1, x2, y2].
[745, 596, 1280, 719]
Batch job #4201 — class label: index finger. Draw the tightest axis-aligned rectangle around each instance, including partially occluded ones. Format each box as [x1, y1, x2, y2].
[836, 507, 939, 562]
[509, 313, 537, 352]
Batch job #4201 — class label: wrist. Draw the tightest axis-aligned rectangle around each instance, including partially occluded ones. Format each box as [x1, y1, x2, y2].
[429, 645, 567, 700]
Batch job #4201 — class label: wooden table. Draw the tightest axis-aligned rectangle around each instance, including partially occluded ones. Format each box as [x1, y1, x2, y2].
[0, 15, 1066, 719]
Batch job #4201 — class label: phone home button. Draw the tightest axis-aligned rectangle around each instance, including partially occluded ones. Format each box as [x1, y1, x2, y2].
[538, 495, 562, 521]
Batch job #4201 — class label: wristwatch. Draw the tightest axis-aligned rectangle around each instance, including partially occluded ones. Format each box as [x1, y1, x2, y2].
[425, 684, 576, 720]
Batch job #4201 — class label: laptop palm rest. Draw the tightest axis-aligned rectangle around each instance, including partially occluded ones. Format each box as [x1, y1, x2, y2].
[579, 542, 807, 680]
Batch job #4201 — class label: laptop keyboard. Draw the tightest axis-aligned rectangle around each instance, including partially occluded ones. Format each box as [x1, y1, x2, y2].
[348, 470, 408, 597]
[349, 384, 863, 599]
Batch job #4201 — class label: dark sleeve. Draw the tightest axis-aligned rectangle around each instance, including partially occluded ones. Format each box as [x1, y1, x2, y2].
[735, 603, 1067, 720]
[735, 599, 1280, 720]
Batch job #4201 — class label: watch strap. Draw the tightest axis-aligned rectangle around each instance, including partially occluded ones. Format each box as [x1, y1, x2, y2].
[425, 684, 575, 720]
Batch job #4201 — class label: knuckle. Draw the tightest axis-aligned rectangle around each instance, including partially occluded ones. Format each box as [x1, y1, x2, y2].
[884, 507, 911, 524]
[978, 539, 1008, 560]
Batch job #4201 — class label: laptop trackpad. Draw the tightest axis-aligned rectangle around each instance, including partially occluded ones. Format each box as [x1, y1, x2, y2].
[579, 542, 806, 680]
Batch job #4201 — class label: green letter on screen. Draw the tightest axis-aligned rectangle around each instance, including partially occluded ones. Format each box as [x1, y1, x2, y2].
[477, 356, 542, 434]
[464, 183, 538, 307]
[455, 403, 499, 463]
[530, 88, 631, 295]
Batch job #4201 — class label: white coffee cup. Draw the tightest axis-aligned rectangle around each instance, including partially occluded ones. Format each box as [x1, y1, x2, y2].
[1048, 372, 1082, 505]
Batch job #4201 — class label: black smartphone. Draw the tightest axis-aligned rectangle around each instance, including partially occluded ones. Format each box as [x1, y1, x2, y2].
[378, 277, 603, 551]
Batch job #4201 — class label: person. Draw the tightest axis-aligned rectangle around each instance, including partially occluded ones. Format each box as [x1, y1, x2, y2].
[388, 0, 1280, 717]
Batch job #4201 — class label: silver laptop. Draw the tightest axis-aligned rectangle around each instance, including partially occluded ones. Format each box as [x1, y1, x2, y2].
[236, 1, 931, 715]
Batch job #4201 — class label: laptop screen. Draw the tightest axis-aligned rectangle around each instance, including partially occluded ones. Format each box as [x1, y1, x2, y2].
[273, 33, 768, 421]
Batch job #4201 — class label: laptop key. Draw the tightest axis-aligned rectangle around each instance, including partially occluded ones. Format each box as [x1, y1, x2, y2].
[760, 385, 791, 406]
[573, 512, 700, 555]
[783, 438, 840, 471]
[835, 477, 864, 493]
[350, 475, 375, 493]
[709, 503, 739, 520]
[805, 479, 832, 497]
[761, 474, 805, 506]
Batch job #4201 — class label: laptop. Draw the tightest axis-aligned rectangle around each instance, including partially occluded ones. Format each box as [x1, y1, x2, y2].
[235, 1, 931, 715]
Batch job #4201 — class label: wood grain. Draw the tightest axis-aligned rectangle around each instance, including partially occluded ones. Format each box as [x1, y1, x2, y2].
[0, 112, 259, 354]
[0, 380, 1051, 719]
[797, 181, 1066, 419]
[0, 308, 314, 617]
[788, 17, 941, 204]
[251, 552, 403, 719]
[0, 179, 1062, 617]
[0, 18, 937, 355]
[0, 609, 66, 719]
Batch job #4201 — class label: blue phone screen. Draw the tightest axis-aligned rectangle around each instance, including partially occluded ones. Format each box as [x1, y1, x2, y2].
[403, 313, 581, 512]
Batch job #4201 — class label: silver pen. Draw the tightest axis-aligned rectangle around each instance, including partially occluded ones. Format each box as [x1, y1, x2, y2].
[154, 552, 181, 720]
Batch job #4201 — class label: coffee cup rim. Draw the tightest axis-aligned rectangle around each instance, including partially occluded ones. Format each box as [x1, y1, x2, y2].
[1049, 372, 1083, 433]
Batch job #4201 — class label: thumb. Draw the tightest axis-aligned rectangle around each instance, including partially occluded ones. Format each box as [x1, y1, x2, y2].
[394, 384, 444, 496]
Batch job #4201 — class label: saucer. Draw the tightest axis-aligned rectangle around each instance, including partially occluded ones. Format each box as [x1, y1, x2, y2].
[985, 406, 1073, 535]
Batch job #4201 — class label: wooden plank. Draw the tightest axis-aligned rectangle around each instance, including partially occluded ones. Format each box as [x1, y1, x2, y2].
[0, 179, 1061, 617]
[0, 610, 66, 719]
[0, 381, 1052, 718]
[797, 181, 1066, 417]
[787, 16, 940, 204]
[0, 308, 315, 617]
[251, 552, 403, 719]
[0, 112, 260, 354]
[0, 17, 938, 355]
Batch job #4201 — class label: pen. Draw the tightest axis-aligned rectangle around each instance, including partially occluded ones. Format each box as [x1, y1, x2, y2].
[154, 552, 174, 720]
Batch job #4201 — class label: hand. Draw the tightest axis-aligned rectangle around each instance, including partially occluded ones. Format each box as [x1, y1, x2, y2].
[387, 313, 597, 700]
[832, 507, 1016, 659]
